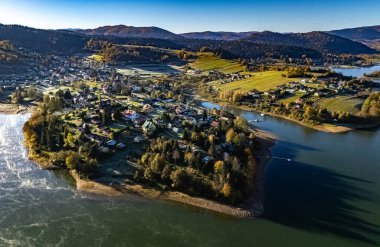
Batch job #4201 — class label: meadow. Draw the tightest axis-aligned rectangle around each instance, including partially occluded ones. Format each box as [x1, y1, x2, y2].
[210, 70, 300, 91]
[190, 53, 245, 74]
[317, 95, 364, 114]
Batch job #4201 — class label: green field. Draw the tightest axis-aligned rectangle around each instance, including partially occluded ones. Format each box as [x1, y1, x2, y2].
[317, 95, 364, 114]
[279, 92, 306, 104]
[190, 53, 245, 74]
[211, 71, 300, 92]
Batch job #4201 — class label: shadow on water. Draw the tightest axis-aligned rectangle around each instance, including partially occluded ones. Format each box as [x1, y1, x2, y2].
[263, 143, 380, 245]
[277, 140, 323, 152]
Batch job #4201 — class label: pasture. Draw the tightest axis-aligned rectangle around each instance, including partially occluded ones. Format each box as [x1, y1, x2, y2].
[317, 95, 364, 114]
[210, 71, 301, 92]
[190, 53, 245, 74]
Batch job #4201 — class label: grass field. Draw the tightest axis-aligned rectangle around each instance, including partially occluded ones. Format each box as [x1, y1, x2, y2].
[279, 92, 306, 104]
[190, 53, 245, 74]
[210, 71, 301, 92]
[317, 95, 364, 114]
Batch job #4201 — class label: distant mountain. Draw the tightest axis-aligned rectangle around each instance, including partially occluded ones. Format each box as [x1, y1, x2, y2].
[329, 25, 380, 41]
[244, 31, 376, 55]
[79, 25, 182, 40]
[329, 25, 380, 51]
[180, 31, 256, 40]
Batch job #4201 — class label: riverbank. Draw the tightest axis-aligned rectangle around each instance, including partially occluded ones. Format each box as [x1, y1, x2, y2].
[204, 100, 380, 133]
[26, 125, 276, 218]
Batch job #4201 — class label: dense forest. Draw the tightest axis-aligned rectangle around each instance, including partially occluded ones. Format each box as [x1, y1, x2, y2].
[361, 92, 380, 117]
[244, 31, 377, 55]
[86, 39, 185, 64]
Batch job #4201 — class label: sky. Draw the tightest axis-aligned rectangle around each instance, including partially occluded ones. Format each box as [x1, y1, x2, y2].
[0, 0, 379, 33]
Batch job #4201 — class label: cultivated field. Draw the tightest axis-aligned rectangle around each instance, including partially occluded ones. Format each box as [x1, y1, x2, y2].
[211, 71, 301, 92]
[190, 53, 245, 74]
[317, 95, 364, 114]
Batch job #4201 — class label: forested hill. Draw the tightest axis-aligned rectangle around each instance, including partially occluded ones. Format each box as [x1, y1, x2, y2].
[79, 25, 182, 40]
[244, 31, 377, 55]
[179, 39, 323, 59]
[180, 31, 256, 40]
[329, 25, 380, 41]
[0, 24, 88, 55]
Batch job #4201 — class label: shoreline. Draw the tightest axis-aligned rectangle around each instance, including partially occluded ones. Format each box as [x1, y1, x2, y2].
[202, 99, 380, 133]
[22, 120, 276, 218]
[29, 127, 275, 218]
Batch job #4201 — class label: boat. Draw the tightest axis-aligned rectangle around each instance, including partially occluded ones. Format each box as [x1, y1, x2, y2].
[249, 119, 260, 123]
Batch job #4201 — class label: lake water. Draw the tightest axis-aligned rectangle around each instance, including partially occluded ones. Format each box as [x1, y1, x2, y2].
[1, 109, 380, 247]
[332, 65, 380, 78]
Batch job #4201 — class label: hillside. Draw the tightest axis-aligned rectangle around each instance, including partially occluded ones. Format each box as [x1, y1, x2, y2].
[180, 31, 256, 40]
[190, 52, 246, 73]
[329, 25, 380, 51]
[329, 25, 380, 41]
[79, 25, 182, 39]
[245, 31, 376, 55]
[180, 39, 323, 60]
[0, 24, 88, 55]
[0, 40, 20, 63]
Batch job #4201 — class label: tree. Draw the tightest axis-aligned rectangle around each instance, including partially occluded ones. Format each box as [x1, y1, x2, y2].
[226, 128, 236, 143]
[214, 160, 225, 174]
[66, 133, 76, 148]
[66, 152, 81, 170]
[234, 117, 248, 131]
[304, 106, 316, 120]
[173, 149, 180, 164]
[170, 169, 189, 188]
[221, 182, 233, 198]
[202, 109, 207, 120]
[208, 143, 215, 156]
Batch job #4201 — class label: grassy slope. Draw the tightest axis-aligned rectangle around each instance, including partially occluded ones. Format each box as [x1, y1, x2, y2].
[317, 95, 364, 114]
[211, 71, 300, 92]
[190, 52, 245, 74]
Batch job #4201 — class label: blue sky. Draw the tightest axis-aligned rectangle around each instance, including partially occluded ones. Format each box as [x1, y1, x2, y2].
[0, 0, 379, 33]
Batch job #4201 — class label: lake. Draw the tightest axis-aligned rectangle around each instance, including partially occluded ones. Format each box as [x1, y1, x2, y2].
[1, 109, 380, 247]
[332, 65, 380, 78]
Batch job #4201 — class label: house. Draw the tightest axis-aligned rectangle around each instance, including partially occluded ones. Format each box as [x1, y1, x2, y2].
[122, 109, 139, 121]
[210, 121, 219, 128]
[202, 156, 214, 164]
[99, 146, 110, 153]
[143, 104, 153, 112]
[134, 135, 147, 143]
[142, 120, 157, 135]
[106, 140, 117, 146]
[117, 143, 126, 149]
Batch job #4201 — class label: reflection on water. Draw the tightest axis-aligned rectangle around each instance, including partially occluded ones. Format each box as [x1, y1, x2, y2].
[332, 65, 380, 78]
